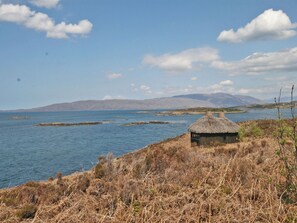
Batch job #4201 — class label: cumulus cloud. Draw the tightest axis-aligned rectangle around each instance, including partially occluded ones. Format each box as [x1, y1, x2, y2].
[139, 85, 152, 94]
[107, 73, 123, 80]
[219, 80, 233, 86]
[143, 47, 219, 72]
[212, 47, 297, 75]
[191, 77, 198, 81]
[30, 0, 60, 9]
[0, 4, 93, 39]
[140, 85, 150, 91]
[218, 9, 297, 43]
[208, 80, 234, 93]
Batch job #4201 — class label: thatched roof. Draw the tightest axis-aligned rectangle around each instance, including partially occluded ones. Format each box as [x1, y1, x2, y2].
[188, 113, 240, 134]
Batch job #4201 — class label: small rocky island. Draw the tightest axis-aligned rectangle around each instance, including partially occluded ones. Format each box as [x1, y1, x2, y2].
[36, 121, 103, 127]
[9, 116, 30, 120]
[122, 120, 171, 126]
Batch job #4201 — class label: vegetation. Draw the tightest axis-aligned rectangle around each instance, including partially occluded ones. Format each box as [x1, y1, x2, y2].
[156, 107, 245, 116]
[245, 101, 297, 110]
[238, 124, 263, 139]
[16, 205, 37, 219]
[0, 119, 297, 222]
[274, 86, 297, 204]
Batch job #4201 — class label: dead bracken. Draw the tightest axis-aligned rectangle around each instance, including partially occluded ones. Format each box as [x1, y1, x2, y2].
[0, 119, 296, 222]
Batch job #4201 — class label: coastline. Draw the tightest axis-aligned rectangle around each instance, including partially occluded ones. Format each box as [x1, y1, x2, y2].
[156, 110, 246, 116]
[156, 108, 246, 116]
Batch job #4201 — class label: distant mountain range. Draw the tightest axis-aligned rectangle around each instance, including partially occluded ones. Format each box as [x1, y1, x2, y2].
[5, 93, 263, 112]
[174, 93, 262, 107]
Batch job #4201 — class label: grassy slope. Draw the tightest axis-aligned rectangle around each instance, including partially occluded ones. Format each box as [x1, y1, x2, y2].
[0, 120, 297, 222]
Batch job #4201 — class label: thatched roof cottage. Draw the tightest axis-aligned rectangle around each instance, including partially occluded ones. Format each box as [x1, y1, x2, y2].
[188, 112, 240, 146]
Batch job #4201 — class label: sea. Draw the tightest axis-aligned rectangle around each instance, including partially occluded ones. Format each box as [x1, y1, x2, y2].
[0, 108, 292, 189]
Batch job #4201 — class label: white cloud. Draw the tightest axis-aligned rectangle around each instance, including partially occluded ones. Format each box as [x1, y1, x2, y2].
[237, 87, 273, 95]
[208, 81, 235, 93]
[0, 4, 93, 39]
[191, 77, 198, 81]
[237, 89, 250, 94]
[143, 47, 219, 72]
[219, 80, 233, 86]
[0, 3, 32, 23]
[30, 0, 60, 9]
[140, 85, 152, 94]
[161, 80, 236, 96]
[218, 9, 297, 43]
[212, 47, 297, 75]
[140, 85, 150, 91]
[107, 73, 123, 80]
[103, 95, 113, 100]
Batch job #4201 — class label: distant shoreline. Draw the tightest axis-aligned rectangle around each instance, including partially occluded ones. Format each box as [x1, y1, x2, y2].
[156, 108, 246, 116]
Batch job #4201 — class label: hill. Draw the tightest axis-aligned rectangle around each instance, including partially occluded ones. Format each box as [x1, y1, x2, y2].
[173, 93, 263, 107]
[7, 93, 262, 112]
[0, 120, 296, 222]
[13, 98, 215, 112]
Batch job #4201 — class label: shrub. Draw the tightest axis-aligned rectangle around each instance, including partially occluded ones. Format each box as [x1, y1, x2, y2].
[256, 156, 264, 165]
[250, 125, 263, 137]
[221, 185, 232, 195]
[56, 172, 63, 185]
[144, 152, 153, 172]
[76, 175, 90, 192]
[94, 153, 114, 179]
[0, 196, 19, 206]
[261, 140, 267, 148]
[133, 163, 143, 179]
[16, 205, 37, 219]
[238, 127, 246, 141]
[132, 200, 141, 214]
[120, 180, 140, 205]
[94, 163, 106, 179]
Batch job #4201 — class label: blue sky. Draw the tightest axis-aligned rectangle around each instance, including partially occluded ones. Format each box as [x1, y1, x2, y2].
[1, 0, 297, 109]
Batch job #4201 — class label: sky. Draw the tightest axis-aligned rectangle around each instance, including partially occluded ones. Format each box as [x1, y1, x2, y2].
[1, 0, 297, 109]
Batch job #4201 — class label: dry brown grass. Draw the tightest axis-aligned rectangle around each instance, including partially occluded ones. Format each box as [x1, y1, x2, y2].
[0, 120, 297, 222]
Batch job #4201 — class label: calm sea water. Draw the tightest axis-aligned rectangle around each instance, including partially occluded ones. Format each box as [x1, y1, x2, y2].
[0, 108, 291, 188]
